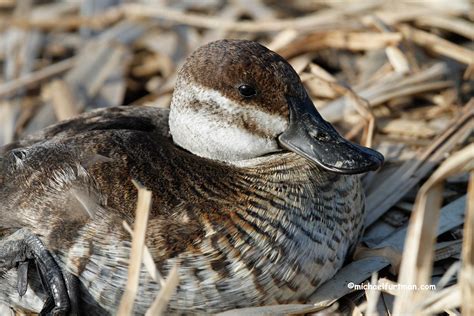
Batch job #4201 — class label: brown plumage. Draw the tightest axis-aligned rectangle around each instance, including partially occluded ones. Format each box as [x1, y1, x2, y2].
[0, 39, 383, 315]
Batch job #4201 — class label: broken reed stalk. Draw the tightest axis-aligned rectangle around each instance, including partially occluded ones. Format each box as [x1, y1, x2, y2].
[364, 15, 410, 74]
[2, 1, 378, 32]
[393, 144, 474, 314]
[1, 5, 124, 30]
[145, 263, 180, 316]
[0, 57, 76, 99]
[117, 180, 152, 316]
[42, 79, 79, 121]
[214, 304, 324, 316]
[345, 91, 374, 148]
[399, 24, 474, 65]
[320, 62, 450, 123]
[121, 195, 180, 316]
[461, 171, 474, 315]
[123, 2, 377, 32]
[436, 261, 460, 290]
[420, 284, 461, 314]
[415, 15, 474, 39]
[122, 221, 165, 286]
[277, 31, 403, 58]
[365, 101, 474, 227]
[364, 273, 381, 315]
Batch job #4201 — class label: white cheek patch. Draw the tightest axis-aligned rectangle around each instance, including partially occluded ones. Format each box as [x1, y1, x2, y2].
[169, 83, 288, 162]
[172, 109, 279, 161]
[188, 84, 287, 135]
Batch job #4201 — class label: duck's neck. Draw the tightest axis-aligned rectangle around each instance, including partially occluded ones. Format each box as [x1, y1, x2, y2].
[231, 152, 335, 184]
[195, 151, 361, 299]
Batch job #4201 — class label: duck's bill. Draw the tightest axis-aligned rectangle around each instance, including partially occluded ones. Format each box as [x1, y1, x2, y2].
[278, 94, 384, 175]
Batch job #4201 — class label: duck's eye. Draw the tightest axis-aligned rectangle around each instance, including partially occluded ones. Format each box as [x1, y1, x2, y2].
[238, 84, 257, 98]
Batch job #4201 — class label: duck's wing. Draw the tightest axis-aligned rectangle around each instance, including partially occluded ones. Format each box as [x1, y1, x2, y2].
[0, 106, 173, 230]
[0, 107, 166, 314]
[0, 105, 246, 298]
[1, 106, 170, 154]
[0, 103, 218, 240]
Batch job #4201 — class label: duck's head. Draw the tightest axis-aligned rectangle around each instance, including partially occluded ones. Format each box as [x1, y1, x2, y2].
[169, 39, 383, 174]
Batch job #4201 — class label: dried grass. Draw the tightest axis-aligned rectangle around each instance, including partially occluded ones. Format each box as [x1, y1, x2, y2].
[461, 171, 474, 315]
[117, 180, 152, 316]
[0, 0, 472, 314]
[393, 144, 474, 314]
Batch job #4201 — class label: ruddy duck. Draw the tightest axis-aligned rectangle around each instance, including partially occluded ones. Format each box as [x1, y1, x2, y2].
[0, 39, 383, 315]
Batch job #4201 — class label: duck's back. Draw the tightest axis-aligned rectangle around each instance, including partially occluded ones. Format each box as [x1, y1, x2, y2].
[1, 106, 170, 153]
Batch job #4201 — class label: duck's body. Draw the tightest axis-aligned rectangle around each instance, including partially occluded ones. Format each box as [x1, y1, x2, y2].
[0, 40, 382, 315]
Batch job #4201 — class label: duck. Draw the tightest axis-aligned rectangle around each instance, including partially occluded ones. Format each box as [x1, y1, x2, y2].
[0, 39, 383, 315]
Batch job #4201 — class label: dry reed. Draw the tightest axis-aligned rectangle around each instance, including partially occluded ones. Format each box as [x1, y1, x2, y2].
[0, 0, 472, 314]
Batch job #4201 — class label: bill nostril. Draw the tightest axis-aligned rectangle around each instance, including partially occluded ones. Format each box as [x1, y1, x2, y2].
[309, 130, 330, 142]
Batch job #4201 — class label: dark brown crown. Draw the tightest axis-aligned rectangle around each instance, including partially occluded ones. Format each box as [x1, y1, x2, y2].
[178, 39, 306, 117]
